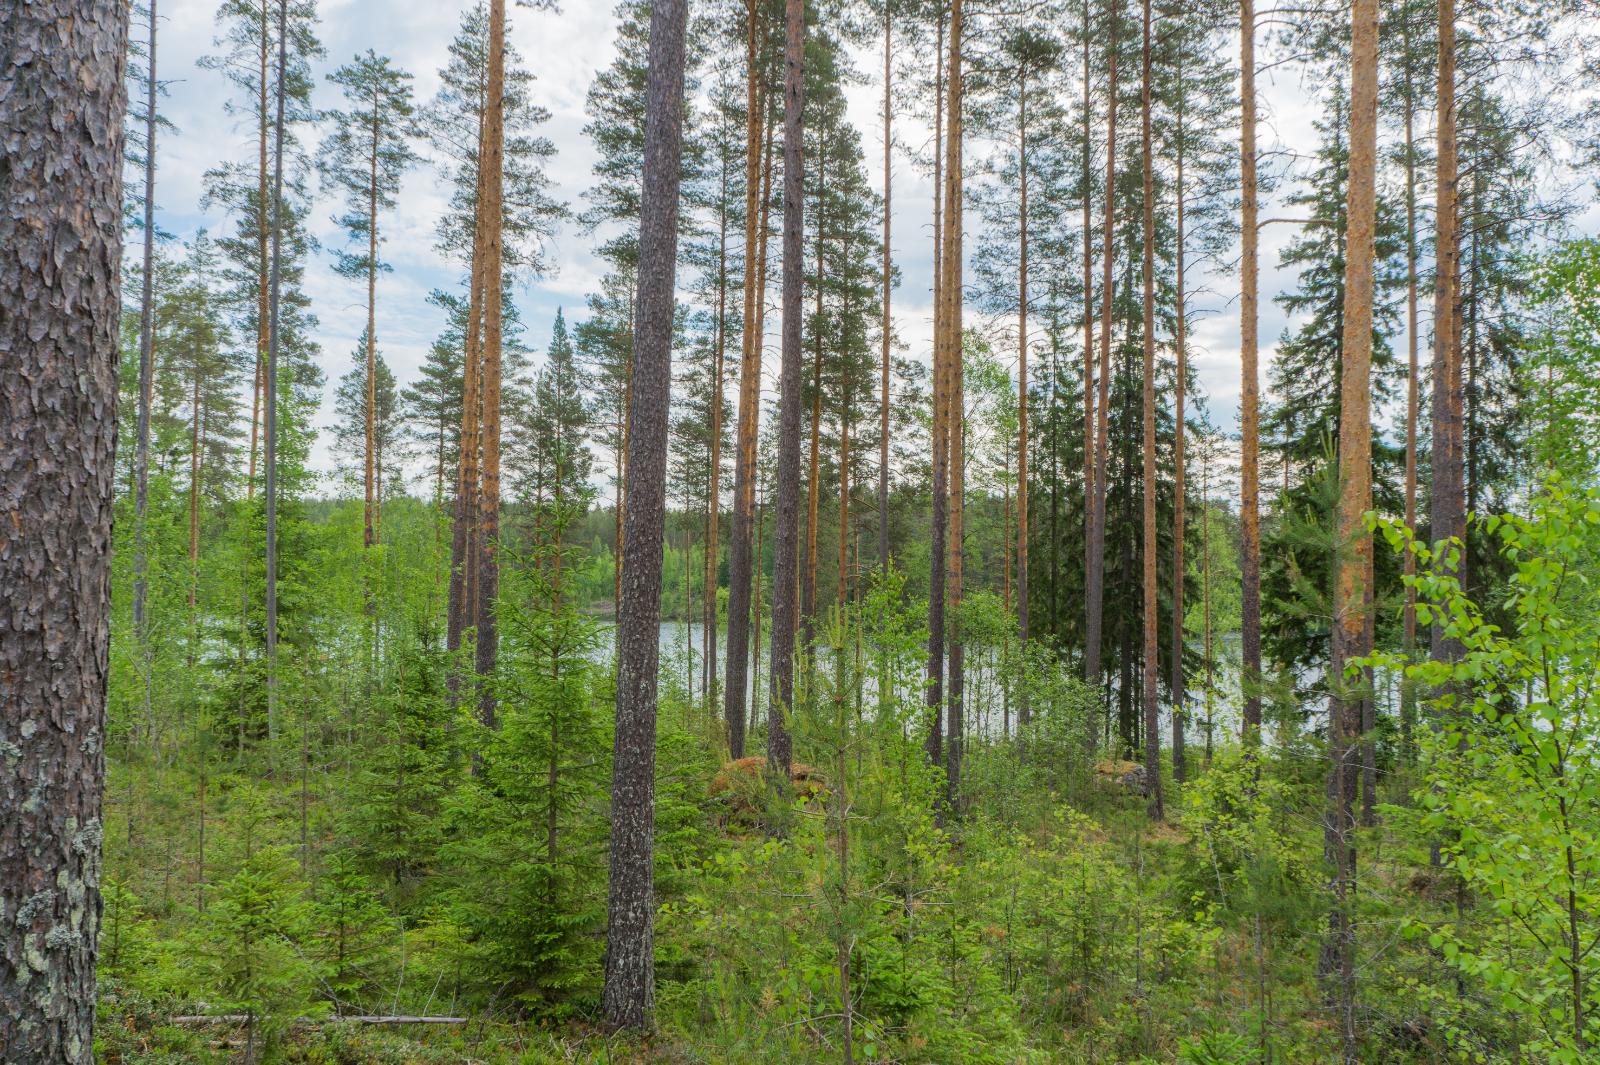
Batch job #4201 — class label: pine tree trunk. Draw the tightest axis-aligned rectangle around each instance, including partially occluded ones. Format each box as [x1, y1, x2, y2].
[926, 1, 948, 769]
[1016, 67, 1031, 726]
[264, 0, 291, 742]
[1086, 0, 1117, 690]
[1171, 82, 1187, 786]
[0, 0, 127, 1057]
[803, 151, 826, 652]
[767, 0, 806, 779]
[1400, 25, 1419, 763]
[448, 65, 494, 697]
[706, 155, 728, 717]
[944, 0, 966, 808]
[1139, 0, 1163, 821]
[1431, 0, 1462, 667]
[133, 0, 159, 746]
[1325, 0, 1378, 1050]
[602, 0, 689, 1031]
[1238, 0, 1262, 742]
[724, 0, 766, 759]
[247, 0, 270, 498]
[878, 8, 893, 573]
[474, 0, 508, 732]
[1081, 0, 1095, 664]
[364, 114, 379, 553]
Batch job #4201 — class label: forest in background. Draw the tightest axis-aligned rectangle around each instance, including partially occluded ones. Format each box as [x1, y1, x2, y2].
[6, 0, 1600, 1061]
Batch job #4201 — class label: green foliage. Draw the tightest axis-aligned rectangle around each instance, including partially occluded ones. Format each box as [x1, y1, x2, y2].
[183, 788, 324, 1059]
[1371, 479, 1600, 1059]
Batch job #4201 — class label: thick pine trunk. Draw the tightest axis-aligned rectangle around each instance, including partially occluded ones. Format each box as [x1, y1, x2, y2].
[0, 0, 127, 1057]
[1139, 0, 1162, 821]
[1325, 0, 1378, 1052]
[602, 0, 689, 1031]
[767, 0, 806, 779]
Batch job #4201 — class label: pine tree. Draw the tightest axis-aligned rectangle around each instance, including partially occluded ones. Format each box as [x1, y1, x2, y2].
[0, 1, 128, 1052]
[604, 0, 690, 1029]
[198, 0, 323, 497]
[321, 50, 418, 551]
[332, 337, 405, 512]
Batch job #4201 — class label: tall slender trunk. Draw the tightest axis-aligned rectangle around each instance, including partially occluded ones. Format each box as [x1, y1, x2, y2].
[190, 375, 202, 622]
[602, 0, 688, 1031]
[724, 1, 766, 758]
[1431, 0, 1462, 667]
[134, 0, 158, 745]
[1139, 0, 1162, 821]
[1326, 0, 1378, 1051]
[1081, 0, 1095, 661]
[264, 0, 289, 743]
[926, 1, 948, 769]
[1016, 65, 1031, 726]
[447, 99, 489, 695]
[767, 0, 806, 779]
[1239, 0, 1262, 742]
[706, 131, 729, 717]
[944, 0, 966, 807]
[1202, 444, 1213, 764]
[1171, 76, 1187, 786]
[474, 0, 508, 732]
[879, 9, 893, 573]
[1086, 0, 1118, 689]
[803, 149, 826, 651]
[247, 0, 269, 498]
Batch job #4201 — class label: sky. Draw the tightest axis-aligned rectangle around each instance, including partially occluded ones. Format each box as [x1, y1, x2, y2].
[143, 0, 1598, 492]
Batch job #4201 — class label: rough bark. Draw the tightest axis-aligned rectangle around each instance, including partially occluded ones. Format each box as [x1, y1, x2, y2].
[0, 0, 127, 1057]
[1139, 0, 1162, 821]
[767, 0, 806, 779]
[602, 0, 689, 1032]
[1238, 0, 1262, 742]
[724, 0, 765, 759]
[1324, 0, 1377, 1052]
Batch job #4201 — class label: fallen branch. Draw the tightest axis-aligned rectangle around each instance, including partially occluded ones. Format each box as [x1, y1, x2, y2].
[169, 1014, 468, 1026]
